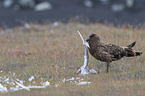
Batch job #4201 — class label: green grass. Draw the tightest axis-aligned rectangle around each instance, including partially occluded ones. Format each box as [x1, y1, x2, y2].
[0, 22, 145, 96]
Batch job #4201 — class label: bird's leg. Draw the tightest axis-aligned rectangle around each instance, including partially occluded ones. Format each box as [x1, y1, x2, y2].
[106, 63, 110, 73]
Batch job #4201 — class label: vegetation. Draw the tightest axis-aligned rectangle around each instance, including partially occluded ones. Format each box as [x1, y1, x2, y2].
[0, 22, 145, 96]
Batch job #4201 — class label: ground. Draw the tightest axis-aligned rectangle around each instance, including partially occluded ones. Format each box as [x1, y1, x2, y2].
[0, 22, 145, 96]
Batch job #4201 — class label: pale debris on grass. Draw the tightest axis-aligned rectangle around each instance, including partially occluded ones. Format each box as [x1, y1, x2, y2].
[63, 77, 91, 86]
[54, 84, 59, 87]
[77, 81, 91, 85]
[10, 81, 50, 92]
[41, 81, 50, 87]
[65, 77, 75, 81]
[27, 85, 45, 89]
[0, 72, 51, 93]
[76, 30, 97, 75]
[10, 86, 20, 92]
[15, 81, 30, 91]
[0, 83, 8, 93]
[28, 76, 35, 81]
[0, 74, 91, 93]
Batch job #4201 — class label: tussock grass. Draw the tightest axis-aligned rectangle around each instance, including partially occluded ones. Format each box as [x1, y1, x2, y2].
[0, 22, 145, 96]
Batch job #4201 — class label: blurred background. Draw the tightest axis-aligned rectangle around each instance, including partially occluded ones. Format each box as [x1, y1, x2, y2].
[0, 0, 145, 28]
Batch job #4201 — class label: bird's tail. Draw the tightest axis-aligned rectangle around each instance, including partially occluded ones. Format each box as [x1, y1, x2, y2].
[125, 41, 142, 57]
[127, 41, 136, 48]
[135, 52, 142, 56]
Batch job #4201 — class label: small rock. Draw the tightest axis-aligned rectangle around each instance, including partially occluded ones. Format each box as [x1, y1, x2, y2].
[3, 0, 13, 8]
[125, 0, 134, 8]
[53, 21, 59, 27]
[34, 2, 52, 11]
[24, 23, 31, 29]
[111, 4, 125, 12]
[19, 0, 35, 8]
[84, 0, 93, 8]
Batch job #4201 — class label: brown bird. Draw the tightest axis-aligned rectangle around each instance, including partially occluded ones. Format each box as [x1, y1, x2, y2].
[86, 34, 142, 73]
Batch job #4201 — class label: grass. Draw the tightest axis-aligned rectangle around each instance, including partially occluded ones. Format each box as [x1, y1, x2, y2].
[0, 22, 145, 96]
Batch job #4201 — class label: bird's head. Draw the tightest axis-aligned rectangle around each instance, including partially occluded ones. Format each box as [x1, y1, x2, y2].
[86, 33, 100, 43]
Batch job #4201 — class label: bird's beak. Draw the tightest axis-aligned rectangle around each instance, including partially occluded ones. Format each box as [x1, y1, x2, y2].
[86, 42, 90, 48]
[85, 38, 90, 42]
[83, 41, 90, 48]
[84, 39, 90, 48]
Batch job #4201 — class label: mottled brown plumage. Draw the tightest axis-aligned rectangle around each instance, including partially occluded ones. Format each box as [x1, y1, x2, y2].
[86, 34, 142, 73]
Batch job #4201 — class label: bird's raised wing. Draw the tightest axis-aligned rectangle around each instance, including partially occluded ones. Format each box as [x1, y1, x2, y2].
[104, 43, 126, 60]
